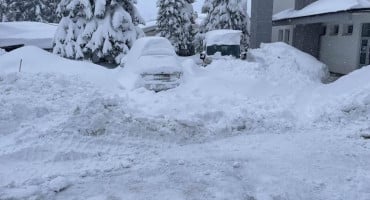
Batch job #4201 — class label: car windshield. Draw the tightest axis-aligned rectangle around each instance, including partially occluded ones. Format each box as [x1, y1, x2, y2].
[141, 47, 175, 56]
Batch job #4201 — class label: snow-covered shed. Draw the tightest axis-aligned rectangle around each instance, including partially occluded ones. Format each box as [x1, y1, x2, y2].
[204, 30, 242, 58]
[0, 22, 57, 51]
[272, 0, 370, 74]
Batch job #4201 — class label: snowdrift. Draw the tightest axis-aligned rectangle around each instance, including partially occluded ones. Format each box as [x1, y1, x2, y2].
[302, 66, 370, 126]
[0, 46, 120, 91]
[249, 42, 329, 84]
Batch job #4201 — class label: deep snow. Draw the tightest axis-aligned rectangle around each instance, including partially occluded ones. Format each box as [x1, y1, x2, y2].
[0, 43, 370, 200]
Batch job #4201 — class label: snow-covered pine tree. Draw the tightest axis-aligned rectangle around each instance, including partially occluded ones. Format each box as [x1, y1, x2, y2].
[0, 0, 6, 21]
[199, 0, 250, 50]
[53, 0, 145, 64]
[1, 0, 60, 22]
[157, 0, 196, 56]
[41, 0, 61, 23]
[3, 0, 40, 22]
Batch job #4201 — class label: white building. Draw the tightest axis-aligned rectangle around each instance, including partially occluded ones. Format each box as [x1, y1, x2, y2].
[272, 0, 370, 74]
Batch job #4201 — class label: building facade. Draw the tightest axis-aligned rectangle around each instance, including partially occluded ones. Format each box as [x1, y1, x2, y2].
[272, 0, 370, 74]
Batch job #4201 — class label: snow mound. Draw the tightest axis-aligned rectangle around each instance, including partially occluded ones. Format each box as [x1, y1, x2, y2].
[0, 46, 120, 91]
[303, 66, 370, 126]
[0, 73, 99, 135]
[124, 43, 330, 133]
[249, 42, 329, 84]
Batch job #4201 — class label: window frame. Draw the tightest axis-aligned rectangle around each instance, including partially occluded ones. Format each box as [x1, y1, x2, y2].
[278, 29, 284, 41]
[284, 29, 290, 43]
[343, 24, 354, 36]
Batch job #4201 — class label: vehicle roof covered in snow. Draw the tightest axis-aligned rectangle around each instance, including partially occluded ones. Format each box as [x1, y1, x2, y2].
[123, 37, 181, 74]
[205, 30, 242, 46]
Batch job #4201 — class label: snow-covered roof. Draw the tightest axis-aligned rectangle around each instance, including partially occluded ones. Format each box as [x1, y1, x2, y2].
[0, 22, 57, 49]
[205, 30, 242, 46]
[273, 0, 370, 21]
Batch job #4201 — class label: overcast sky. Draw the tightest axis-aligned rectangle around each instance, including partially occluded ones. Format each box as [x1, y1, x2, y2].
[136, 0, 296, 22]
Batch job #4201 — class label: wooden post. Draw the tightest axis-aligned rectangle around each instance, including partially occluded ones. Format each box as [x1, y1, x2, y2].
[19, 59, 22, 72]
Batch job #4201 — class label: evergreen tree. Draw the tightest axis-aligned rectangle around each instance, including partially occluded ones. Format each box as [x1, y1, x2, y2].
[53, 0, 144, 64]
[199, 0, 250, 50]
[1, 0, 60, 23]
[0, 0, 6, 21]
[157, 0, 196, 56]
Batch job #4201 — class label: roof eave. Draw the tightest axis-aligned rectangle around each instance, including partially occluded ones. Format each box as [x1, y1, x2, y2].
[273, 8, 370, 26]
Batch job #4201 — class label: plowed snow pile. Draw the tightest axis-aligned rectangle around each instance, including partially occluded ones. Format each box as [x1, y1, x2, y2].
[0, 44, 370, 200]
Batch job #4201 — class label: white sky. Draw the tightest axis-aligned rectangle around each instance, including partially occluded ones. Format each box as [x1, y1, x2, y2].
[136, 0, 294, 22]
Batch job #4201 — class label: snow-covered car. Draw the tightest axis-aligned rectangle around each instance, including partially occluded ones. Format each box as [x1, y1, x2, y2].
[119, 37, 183, 92]
[203, 29, 243, 59]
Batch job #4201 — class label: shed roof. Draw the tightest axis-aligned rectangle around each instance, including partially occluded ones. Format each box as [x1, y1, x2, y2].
[273, 0, 370, 21]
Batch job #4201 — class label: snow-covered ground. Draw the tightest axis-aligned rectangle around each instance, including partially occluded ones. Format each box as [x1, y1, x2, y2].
[0, 43, 370, 200]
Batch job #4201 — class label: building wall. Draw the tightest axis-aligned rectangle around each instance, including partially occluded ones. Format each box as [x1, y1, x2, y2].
[320, 13, 370, 74]
[272, 25, 294, 45]
[293, 23, 322, 58]
[273, 13, 370, 74]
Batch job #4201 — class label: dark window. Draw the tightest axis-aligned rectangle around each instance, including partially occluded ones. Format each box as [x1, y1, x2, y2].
[343, 24, 353, 35]
[362, 23, 370, 37]
[348, 25, 353, 34]
[360, 40, 368, 65]
[278, 30, 283, 41]
[360, 53, 367, 64]
[284, 29, 290, 43]
[321, 26, 327, 36]
[330, 25, 339, 35]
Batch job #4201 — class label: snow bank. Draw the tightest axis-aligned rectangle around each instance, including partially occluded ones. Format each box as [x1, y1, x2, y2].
[0, 46, 120, 91]
[249, 42, 329, 84]
[0, 22, 57, 49]
[274, 0, 370, 20]
[122, 43, 329, 132]
[301, 66, 370, 126]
